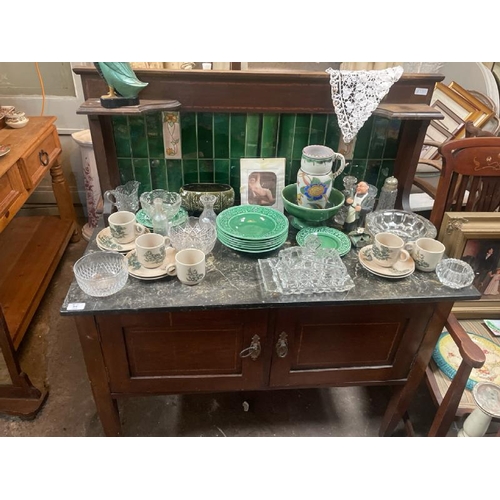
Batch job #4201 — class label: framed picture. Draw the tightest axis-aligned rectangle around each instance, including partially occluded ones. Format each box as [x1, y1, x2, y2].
[423, 121, 453, 159]
[438, 212, 500, 319]
[240, 158, 286, 212]
[432, 100, 464, 136]
[448, 81, 494, 128]
[431, 83, 482, 138]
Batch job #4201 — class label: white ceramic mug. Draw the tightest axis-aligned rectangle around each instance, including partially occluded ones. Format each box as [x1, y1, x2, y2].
[406, 237, 445, 272]
[135, 233, 168, 269]
[175, 248, 206, 285]
[372, 232, 410, 268]
[108, 211, 145, 243]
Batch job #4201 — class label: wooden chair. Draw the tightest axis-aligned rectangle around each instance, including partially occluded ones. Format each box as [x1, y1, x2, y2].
[418, 136, 500, 436]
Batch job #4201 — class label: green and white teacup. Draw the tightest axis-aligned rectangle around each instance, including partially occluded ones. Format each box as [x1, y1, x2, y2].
[372, 232, 410, 268]
[108, 211, 145, 244]
[406, 237, 445, 272]
[135, 233, 169, 269]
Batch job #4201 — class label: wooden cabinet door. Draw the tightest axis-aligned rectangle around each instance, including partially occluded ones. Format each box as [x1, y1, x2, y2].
[98, 309, 271, 394]
[269, 303, 435, 388]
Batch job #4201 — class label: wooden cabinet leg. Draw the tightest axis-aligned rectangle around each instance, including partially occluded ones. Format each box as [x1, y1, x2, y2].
[50, 157, 81, 242]
[75, 316, 122, 437]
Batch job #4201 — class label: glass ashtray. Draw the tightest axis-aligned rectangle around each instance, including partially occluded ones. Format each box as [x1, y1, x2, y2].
[435, 258, 475, 289]
[365, 209, 437, 243]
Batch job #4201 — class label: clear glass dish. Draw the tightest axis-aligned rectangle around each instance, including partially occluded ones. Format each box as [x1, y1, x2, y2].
[140, 190, 181, 219]
[365, 209, 437, 243]
[435, 258, 475, 289]
[169, 216, 217, 255]
[74, 252, 128, 297]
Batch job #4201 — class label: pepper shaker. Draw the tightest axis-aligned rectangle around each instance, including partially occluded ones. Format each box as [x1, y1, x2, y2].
[376, 176, 398, 211]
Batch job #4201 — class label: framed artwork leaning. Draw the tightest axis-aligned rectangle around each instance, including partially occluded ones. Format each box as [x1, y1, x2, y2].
[240, 158, 286, 212]
[438, 212, 500, 319]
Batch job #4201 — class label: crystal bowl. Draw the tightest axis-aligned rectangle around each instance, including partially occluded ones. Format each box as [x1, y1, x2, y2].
[73, 252, 128, 297]
[281, 183, 344, 228]
[140, 190, 181, 219]
[365, 209, 437, 243]
[436, 258, 475, 289]
[169, 216, 217, 254]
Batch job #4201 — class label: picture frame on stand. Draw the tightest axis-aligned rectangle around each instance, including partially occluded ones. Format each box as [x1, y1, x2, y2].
[240, 158, 286, 213]
[438, 212, 500, 318]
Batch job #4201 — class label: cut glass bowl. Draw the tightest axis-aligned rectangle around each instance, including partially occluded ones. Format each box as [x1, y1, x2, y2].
[140, 190, 182, 219]
[74, 252, 128, 297]
[365, 209, 437, 243]
[169, 216, 217, 255]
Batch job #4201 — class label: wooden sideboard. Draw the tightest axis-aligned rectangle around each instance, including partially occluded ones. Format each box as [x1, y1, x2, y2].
[61, 226, 480, 437]
[0, 116, 79, 417]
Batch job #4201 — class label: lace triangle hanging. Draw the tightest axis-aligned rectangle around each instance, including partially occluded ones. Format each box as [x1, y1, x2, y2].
[325, 66, 404, 144]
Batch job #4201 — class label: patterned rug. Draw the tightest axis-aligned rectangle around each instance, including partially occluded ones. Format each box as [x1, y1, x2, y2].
[433, 327, 500, 391]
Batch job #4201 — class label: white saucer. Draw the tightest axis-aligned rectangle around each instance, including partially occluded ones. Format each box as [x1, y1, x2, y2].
[125, 249, 176, 280]
[96, 225, 149, 253]
[359, 244, 415, 279]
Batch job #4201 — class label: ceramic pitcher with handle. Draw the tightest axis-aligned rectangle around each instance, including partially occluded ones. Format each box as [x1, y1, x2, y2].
[297, 145, 346, 209]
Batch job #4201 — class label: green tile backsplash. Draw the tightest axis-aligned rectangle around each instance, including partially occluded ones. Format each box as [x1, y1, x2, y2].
[112, 112, 402, 200]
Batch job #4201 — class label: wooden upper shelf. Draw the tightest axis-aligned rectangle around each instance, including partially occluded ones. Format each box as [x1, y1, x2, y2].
[74, 67, 445, 117]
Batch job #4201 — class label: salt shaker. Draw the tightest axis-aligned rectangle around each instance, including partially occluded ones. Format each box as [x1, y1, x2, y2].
[376, 176, 398, 211]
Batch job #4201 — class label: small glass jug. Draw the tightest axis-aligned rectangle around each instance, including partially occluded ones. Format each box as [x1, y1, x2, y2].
[104, 180, 140, 213]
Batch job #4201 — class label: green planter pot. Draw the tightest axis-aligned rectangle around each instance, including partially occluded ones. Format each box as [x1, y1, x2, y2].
[179, 183, 235, 215]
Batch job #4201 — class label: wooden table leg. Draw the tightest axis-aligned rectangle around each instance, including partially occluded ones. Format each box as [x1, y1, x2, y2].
[50, 157, 81, 242]
[75, 316, 122, 436]
[379, 302, 453, 437]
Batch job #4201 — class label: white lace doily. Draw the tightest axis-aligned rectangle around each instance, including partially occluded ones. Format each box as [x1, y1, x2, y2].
[325, 66, 404, 143]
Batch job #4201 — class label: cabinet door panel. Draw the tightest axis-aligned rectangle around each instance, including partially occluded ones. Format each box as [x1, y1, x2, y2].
[98, 310, 270, 394]
[269, 304, 434, 388]
[0, 165, 28, 232]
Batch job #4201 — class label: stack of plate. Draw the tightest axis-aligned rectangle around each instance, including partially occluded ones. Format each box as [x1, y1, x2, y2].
[216, 205, 289, 254]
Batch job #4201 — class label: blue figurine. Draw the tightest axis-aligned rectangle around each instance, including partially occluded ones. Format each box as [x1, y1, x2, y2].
[94, 62, 148, 108]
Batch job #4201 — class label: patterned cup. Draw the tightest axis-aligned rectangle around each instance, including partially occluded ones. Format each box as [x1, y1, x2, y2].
[175, 248, 206, 285]
[135, 233, 168, 269]
[372, 232, 410, 268]
[406, 237, 445, 272]
[108, 211, 146, 243]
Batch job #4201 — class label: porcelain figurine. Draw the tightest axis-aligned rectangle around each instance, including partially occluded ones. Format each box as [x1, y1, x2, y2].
[94, 62, 148, 108]
[297, 145, 346, 209]
[343, 181, 377, 233]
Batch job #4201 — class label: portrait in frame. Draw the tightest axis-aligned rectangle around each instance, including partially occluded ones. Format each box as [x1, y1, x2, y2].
[438, 212, 500, 319]
[240, 158, 286, 212]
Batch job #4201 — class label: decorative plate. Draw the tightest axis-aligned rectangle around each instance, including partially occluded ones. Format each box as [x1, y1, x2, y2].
[96, 225, 149, 253]
[0, 144, 11, 157]
[296, 227, 351, 257]
[136, 207, 188, 229]
[433, 331, 500, 390]
[216, 205, 289, 240]
[358, 244, 415, 279]
[218, 232, 287, 253]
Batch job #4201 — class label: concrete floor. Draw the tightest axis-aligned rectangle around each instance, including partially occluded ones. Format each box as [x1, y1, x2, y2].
[0, 234, 451, 437]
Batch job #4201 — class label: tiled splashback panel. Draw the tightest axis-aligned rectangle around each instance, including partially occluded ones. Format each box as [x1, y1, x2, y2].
[112, 112, 401, 200]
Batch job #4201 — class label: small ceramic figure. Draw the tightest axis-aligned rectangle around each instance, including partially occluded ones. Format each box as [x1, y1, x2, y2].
[343, 181, 377, 233]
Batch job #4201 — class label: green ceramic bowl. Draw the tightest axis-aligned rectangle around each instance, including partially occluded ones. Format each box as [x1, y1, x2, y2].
[281, 184, 344, 227]
[179, 183, 235, 215]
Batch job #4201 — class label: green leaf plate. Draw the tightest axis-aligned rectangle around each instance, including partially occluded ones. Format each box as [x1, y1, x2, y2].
[216, 205, 289, 240]
[296, 227, 351, 257]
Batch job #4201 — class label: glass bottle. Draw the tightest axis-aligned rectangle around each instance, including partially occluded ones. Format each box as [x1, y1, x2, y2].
[152, 197, 169, 236]
[334, 175, 357, 226]
[199, 194, 217, 228]
[376, 176, 398, 211]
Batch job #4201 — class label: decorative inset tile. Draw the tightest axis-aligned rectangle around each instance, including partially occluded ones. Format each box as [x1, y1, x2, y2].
[163, 111, 182, 159]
